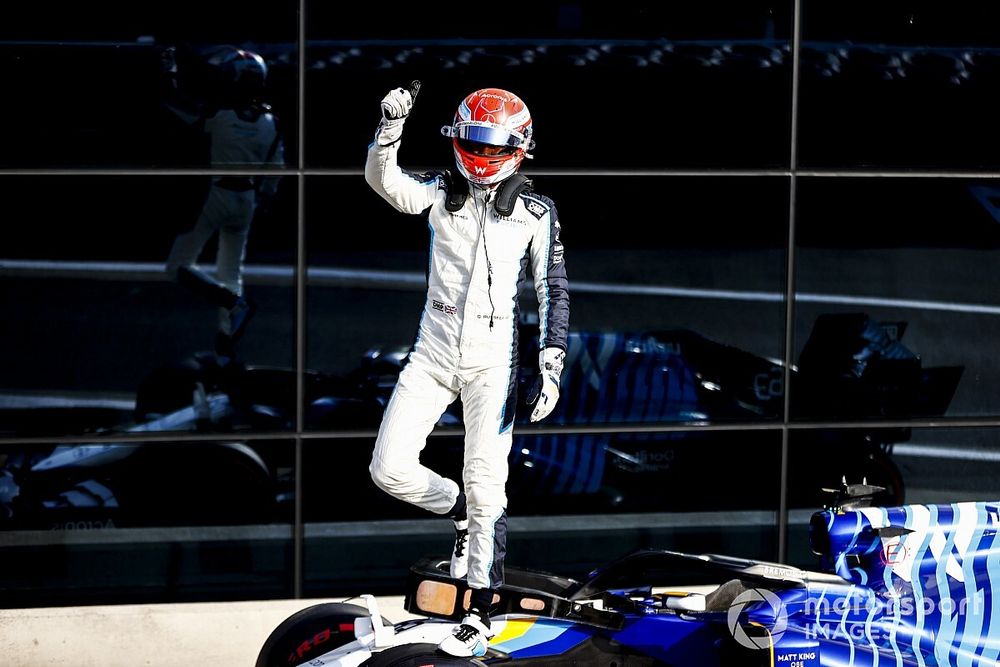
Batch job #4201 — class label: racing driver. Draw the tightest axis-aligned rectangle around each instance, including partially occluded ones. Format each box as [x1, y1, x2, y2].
[365, 83, 570, 657]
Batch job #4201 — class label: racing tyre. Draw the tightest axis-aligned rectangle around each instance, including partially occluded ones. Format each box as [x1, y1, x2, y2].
[255, 602, 378, 667]
[361, 644, 486, 666]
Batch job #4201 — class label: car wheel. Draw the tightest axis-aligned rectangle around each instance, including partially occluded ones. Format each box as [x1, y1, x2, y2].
[361, 643, 486, 666]
[255, 602, 380, 667]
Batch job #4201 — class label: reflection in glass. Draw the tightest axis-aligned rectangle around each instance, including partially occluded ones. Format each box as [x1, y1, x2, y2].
[786, 426, 1000, 569]
[304, 431, 781, 522]
[0, 439, 294, 607]
[302, 431, 780, 595]
[304, 323, 789, 432]
[306, 175, 788, 425]
[160, 44, 286, 169]
[795, 177, 1000, 418]
[893, 428, 1000, 506]
[799, 0, 1000, 168]
[0, 176, 296, 437]
[0, 0, 297, 168]
[162, 45, 285, 364]
[0, 440, 292, 530]
[306, 1, 792, 168]
[791, 312, 963, 421]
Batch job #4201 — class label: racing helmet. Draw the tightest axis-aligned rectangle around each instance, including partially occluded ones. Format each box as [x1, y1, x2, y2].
[204, 45, 268, 101]
[441, 88, 535, 186]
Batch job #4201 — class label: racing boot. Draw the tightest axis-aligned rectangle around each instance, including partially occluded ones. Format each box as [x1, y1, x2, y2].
[438, 607, 494, 658]
[214, 331, 236, 367]
[450, 518, 469, 579]
[215, 297, 256, 366]
[227, 296, 256, 345]
[447, 492, 469, 579]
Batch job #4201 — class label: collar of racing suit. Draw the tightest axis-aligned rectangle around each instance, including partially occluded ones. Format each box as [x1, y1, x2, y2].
[445, 170, 531, 216]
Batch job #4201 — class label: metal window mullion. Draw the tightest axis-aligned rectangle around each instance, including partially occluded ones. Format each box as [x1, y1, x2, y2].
[779, 0, 804, 564]
[293, 0, 307, 600]
[8, 167, 1000, 177]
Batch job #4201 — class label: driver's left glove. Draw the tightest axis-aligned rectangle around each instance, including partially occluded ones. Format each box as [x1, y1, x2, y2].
[527, 347, 565, 423]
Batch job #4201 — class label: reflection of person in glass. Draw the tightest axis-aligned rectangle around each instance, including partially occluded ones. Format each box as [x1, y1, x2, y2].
[365, 84, 570, 657]
[163, 46, 284, 364]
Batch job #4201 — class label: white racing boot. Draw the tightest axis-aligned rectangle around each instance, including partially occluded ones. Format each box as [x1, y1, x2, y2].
[450, 519, 469, 579]
[438, 613, 494, 657]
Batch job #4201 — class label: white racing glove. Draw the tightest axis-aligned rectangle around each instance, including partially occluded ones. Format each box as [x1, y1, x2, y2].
[528, 347, 566, 423]
[376, 85, 416, 146]
[381, 87, 413, 120]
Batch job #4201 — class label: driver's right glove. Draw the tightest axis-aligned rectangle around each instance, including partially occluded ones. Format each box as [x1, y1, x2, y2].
[376, 87, 414, 146]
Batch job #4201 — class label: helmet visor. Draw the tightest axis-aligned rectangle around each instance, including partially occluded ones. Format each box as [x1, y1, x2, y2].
[459, 123, 525, 148]
[457, 139, 516, 157]
[442, 122, 528, 150]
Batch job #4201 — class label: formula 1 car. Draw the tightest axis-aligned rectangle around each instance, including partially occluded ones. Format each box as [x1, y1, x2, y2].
[0, 406, 286, 529]
[0, 313, 962, 528]
[257, 486, 1000, 666]
[139, 310, 959, 514]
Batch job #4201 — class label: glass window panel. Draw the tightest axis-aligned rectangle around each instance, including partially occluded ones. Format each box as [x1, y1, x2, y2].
[306, 175, 788, 427]
[0, 1, 297, 168]
[786, 426, 1000, 569]
[302, 430, 780, 596]
[0, 439, 294, 607]
[792, 177, 1000, 419]
[305, 0, 792, 169]
[0, 175, 297, 436]
[799, 0, 1000, 169]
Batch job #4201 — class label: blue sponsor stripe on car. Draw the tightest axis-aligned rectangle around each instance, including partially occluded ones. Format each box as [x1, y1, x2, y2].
[905, 506, 931, 667]
[934, 504, 962, 664]
[874, 507, 906, 665]
[836, 512, 864, 580]
[841, 585, 857, 665]
[956, 504, 989, 666]
[863, 592, 882, 667]
[981, 528, 1000, 663]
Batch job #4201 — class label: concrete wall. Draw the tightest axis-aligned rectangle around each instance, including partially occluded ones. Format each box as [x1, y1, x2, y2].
[0, 596, 415, 667]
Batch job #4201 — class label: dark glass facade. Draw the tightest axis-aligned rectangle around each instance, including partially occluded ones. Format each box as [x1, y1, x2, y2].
[1, 0, 996, 606]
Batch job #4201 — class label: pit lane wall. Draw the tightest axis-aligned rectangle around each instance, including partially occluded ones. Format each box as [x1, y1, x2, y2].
[0, 596, 416, 667]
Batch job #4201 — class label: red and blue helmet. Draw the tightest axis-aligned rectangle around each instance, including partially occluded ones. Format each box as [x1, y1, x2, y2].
[441, 88, 534, 186]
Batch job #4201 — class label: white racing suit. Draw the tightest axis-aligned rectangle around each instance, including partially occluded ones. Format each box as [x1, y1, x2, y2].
[365, 135, 569, 593]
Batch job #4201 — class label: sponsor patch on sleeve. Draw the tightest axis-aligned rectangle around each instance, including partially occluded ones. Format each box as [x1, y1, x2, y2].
[523, 197, 549, 219]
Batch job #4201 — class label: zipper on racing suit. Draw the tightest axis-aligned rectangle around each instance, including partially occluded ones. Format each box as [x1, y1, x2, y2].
[475, 187, 497, 331]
